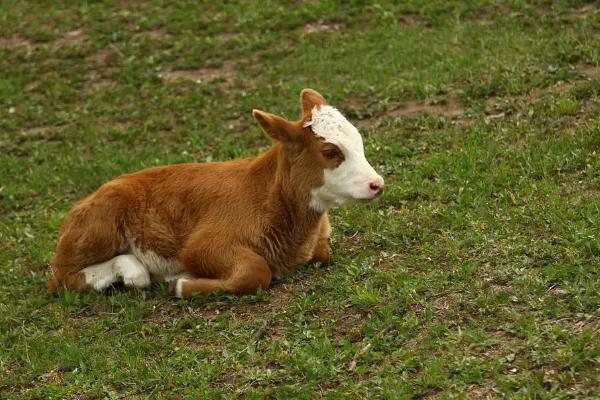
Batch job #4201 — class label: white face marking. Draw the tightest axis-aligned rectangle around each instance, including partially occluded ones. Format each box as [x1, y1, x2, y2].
[306, 105, 383, 212]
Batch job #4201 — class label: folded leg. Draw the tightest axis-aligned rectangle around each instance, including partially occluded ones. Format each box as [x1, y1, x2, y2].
[173, 241, 272, 298]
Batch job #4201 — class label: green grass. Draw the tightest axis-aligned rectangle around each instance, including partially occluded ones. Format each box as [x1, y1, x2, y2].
[1, 0, 599, 398]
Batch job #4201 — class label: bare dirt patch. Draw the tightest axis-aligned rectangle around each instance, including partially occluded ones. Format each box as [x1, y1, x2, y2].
[575, 63, 600, 78]
[161, 61, 236, 87]
[473, 4, 499, 25]
[552, 81, 576, 93]
[25, 80, 41, 92]
[21, 125, 62, 137]
[114, 120, 136, 131]
[464, 382, 499, 399]
[355, 117, 377, 129]
[216, 32, 240, 43]
[118, 0, 149, 10]
[403, 331, 425, 349]
[347, 93, 376, 110]
[14, 125, 65, 144]
[528, 87, 544, 102]
[50, 29, 86, 50]
[432, 293, 457, 319]
[224, 118, 250, 131]
[85, 71, 114, 91]
[88, 79, 113, 91]
[135, 28, 173, 40]
[356, 95, 464, 128]
[332, 308, 367, 342]
[570, 4, 597, 17]
[0, 35, 33, 50]
[387, 98, 464, 118]
[300, 21, 344, 34]
[550, 316, 600, 334]
[87, 46, 117, 65]
[400, 14, 427, 26]
[37, 368, 64, 385]
[22, 126, 54, 136]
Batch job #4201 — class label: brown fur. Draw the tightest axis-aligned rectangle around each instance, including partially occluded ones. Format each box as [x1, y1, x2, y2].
[50, 89, 337, 297]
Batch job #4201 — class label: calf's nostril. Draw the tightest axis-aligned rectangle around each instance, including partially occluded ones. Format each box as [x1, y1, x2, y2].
[368, 179, 385, 197]
[369, 181, 384, 192]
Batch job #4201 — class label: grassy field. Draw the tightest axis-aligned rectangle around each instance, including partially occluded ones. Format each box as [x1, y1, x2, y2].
[1, 0, 599, 398]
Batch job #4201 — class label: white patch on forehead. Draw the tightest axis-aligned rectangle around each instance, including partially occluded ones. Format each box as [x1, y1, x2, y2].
[305, 105, 383, 212]
[306, 105, 363, 152]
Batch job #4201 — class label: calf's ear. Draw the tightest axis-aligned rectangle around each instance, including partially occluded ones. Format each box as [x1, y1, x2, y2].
[300, 88, 326, 117]
[253, 109, 297, 142]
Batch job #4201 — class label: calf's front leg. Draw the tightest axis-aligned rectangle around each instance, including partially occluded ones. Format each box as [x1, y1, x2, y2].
[310, 237, 331, 265]
[310, 213, 332, 265]
[172, 242, 272, 298]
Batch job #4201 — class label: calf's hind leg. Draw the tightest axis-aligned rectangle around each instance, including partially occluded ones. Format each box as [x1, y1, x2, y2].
[49, 183, 142, 292]
[50, 255, 151, 292]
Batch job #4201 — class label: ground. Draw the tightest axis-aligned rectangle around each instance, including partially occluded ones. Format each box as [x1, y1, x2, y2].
[0, 1, 599, 399]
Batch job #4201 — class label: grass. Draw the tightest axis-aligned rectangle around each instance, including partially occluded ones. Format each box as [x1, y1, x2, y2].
[1, 0, 599, 398]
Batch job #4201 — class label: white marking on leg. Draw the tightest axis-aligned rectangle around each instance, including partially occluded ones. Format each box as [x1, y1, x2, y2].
[163, 273, 192, 282]
[81, 261, 118, 291]
[113, 254, 151, 288]
[175, 278, 191, 298]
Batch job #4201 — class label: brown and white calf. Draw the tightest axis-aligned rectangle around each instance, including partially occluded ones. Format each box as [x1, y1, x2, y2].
[48, 89, 384, 298]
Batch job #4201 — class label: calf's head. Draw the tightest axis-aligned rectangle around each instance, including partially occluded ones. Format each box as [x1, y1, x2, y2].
[253, 88, 384, 212]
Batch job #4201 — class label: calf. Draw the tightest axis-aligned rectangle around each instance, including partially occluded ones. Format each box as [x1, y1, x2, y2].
[48, 89, 384, 298]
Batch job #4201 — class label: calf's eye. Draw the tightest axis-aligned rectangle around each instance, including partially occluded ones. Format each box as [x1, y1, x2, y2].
[322, 149, 341, 160]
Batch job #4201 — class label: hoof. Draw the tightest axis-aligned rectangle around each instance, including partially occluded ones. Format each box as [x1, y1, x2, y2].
[47, 276, 59, 292]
